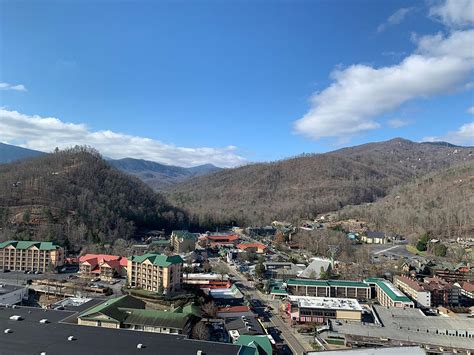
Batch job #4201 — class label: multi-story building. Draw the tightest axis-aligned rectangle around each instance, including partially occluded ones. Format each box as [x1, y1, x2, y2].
[365, 278, 414, 308]
[79, 254, 128, 280]
[394, 275, 431, 308]
[0, 240, 64, 273]
[127, 253, 183, 294]
[170, 230, 197, 253]
[286, 295, 363, 324]
[201, 234, 240, 249]
[423, 276, 460, 306]
[286, 279, 371, 301]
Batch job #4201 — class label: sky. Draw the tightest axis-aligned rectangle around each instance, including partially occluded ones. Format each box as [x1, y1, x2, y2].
[0, 0, 473, 167]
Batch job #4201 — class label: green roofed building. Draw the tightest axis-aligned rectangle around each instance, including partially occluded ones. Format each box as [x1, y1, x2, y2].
[235, 335, 273, 355]
[127, 253, 183, 294]
[171, 230, 197, 253]
[364, 278, 414, 308]
[286, 279, 370, 300]
[0, 240, 64, 273]
[78, 295, 199, 335]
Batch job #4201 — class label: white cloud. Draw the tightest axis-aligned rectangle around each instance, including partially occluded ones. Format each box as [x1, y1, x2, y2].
[294, 24, 474, 140]
[387, 119, 412, 128]
[468, 106, 474, 114]
[430, 0, 474, 27]
[0, 82, 27, 92]
[377, 7, 415, 33]
[0, 108, 246, 168]
[423, 122, 474, 146]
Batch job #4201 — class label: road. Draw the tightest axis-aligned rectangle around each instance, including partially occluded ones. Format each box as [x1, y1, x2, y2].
[214, 259, 309, 355]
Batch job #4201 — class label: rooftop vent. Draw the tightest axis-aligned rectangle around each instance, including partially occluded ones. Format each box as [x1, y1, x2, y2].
[9, 315, 22, 321]
[67, 336, 75, 341]
[137, 344, 145, 349]
[197, 351, 204, 355]
[39, 319, 48, 324]
[4, 328, 12, 333]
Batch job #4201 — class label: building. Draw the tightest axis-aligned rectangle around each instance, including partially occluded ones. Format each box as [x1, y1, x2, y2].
[207, 284, 244, 305]
[127, 253, 183, 294]
[79, 254, 128, 280]
[394, 275, 431, 308]
[286, 279, 371, 300]
[429, 262, 473, 282]
[183, 272, 229, 286]
[299, 257, 334, 279]
[286, 295, 363, 324]
[202, 234, 240, 248]
[263, 261, 305, 279]
[423, 276, 460, 306]
[0, 240, 64, 273]
[235, 335, 274, 355]
[78, 295, 199, 335]
[217, 305, 254, 319]
[170, 230, 197, 253]
[226, 314, 265, 342]
[360, 231, 387, 244]
[455, 281, 474, 305]
[0, 284, 28, 305]
[365, 278, 414, 308]
[236, 242, 267, 254]
[0, 305, 244, 355]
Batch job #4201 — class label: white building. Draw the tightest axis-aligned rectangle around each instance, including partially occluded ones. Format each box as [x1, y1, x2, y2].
[0, 284, 28, 305]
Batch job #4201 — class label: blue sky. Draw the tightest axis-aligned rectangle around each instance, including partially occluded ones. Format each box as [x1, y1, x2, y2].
[0, 0, 473, 167]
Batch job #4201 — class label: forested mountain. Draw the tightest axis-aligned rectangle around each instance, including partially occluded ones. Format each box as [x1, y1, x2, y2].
[0, 147, 188, 252]
[0, 143, 45, 163]
[108, 158, 221, 190]
[168, 138, 473, 227]
[338, 162, 474, 239]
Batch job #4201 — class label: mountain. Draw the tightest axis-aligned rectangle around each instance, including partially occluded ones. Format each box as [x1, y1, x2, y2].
[0, 143, 45, 163]
[108, 158, 222, 190]
[167, 138, 474, 227]
[0, 147, 188, 252]
[338, 161, 474, 239]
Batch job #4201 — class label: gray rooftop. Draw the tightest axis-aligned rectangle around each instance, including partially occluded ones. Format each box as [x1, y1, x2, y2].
[0, 305, 244, 355]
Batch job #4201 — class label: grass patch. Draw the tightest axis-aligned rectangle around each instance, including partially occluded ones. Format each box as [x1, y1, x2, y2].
[406, 244, 426, 256]
[326, 339, 345, 345]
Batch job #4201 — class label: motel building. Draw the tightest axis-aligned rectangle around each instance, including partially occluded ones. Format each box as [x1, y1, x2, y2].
[286, 295, 363, 324]
[365, 278, 414, 308]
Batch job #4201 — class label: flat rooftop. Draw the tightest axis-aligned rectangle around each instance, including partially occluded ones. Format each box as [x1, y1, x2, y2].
[0, 305, 243, 355]
[0, 283, 25, 294]
[288, 296, 363, 312]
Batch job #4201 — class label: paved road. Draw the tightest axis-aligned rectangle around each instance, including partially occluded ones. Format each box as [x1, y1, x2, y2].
[215, 260, 309, 355]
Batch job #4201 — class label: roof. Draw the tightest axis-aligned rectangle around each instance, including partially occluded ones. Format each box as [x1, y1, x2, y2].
[0, 305, 243, 355]
[368, 278, 413, 303]
[287, 278, 369, 288]
[79, 295, 144, 322]
[299, 257, 332, 278]
[150, 240, 171, 246]
[237, 242, 267, 251]
[121, 308, 191, 329]
[79, 254, 128, 269]
[365, 231, 386, 239]
[129, 253, 184, 267]
[288, 295, 363, 311]
[0, 240, 60, 251]
[217, 305, 251, 313]
[394, 275, 426, 292]
[460, 281, 474, 292]
[235, 335, 273, 355]
[270, 287, 288, 295]
[206, 235, 239, 241]
[172, 230, 197, 240]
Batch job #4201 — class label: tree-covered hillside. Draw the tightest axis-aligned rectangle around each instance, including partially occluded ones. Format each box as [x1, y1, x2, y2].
[0, 147, 188, 251]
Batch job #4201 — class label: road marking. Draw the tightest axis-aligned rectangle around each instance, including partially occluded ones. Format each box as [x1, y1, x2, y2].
[373, 245, 398, 255]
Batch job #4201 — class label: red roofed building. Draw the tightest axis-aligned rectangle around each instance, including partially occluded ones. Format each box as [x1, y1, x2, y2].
[79, 254, 128, 280]
[203, 235, 240, 248]
[237, 242, 267, 254]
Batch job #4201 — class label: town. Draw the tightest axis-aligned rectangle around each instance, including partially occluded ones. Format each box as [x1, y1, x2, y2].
[0, 220, 472, 355]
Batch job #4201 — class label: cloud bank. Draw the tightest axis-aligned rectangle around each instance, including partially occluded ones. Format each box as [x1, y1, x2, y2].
[377, 7, 415, 33]
[0, 109, 246, 168]
[294, 0, 474, 142]
[0, 82, 27, 92]
[423, 121, 474, 146]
